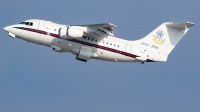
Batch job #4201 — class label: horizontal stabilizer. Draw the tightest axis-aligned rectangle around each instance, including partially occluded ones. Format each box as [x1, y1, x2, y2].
[166, 22, 195, 30]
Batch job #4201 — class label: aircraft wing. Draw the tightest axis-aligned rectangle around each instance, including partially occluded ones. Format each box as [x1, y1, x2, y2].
[72, 23, 116, 38]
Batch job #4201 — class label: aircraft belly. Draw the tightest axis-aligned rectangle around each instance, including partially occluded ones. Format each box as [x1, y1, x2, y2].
[15, 33, 143, 62]
[96, 48, 137, 62]
[50, 38, 74, 52]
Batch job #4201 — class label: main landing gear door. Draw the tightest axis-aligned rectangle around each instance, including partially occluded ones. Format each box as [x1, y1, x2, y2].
[77, 45, 92, 62]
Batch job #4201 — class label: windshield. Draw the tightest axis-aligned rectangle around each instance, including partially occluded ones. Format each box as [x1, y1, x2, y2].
[19, 22, 26, 25]
[19, 22, 33, 26]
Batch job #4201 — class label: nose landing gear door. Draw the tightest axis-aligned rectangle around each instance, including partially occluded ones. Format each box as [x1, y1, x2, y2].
[38, 21, 45, 30]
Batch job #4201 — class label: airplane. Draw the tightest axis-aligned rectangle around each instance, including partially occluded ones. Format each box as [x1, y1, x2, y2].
[3, 19, 195, 64]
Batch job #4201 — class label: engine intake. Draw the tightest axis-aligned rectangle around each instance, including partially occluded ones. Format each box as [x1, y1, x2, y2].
[59, 27, 86, 39]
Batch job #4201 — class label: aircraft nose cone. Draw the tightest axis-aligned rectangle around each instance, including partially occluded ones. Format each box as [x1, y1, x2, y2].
[3, 26, 10, 32]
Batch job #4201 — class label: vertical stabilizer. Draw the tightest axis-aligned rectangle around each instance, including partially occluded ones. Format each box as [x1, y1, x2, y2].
[132, 22, 195, 56]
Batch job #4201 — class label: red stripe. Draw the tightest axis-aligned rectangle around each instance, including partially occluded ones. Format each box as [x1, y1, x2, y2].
[25, 28, 46, 34]
[50, 33, 59, 38]
[14, 27, 154, 62]
[69, 39, 138, 58]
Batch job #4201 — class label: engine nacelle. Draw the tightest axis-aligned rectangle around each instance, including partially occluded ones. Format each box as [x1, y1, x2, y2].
[59, 27, 86, 39]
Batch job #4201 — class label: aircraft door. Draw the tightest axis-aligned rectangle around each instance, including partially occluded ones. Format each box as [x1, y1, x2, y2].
[38, 21, 45, 30]
[125, 43, 132, 53]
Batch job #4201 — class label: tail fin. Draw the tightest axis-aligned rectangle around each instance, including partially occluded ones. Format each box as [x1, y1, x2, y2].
[133, 22, 195, 56]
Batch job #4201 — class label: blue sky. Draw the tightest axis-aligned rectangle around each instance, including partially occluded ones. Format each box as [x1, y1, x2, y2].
[0, 0, 199, 112]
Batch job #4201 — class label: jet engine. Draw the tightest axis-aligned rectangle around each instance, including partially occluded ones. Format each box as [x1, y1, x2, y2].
[59, 27, 86, 39]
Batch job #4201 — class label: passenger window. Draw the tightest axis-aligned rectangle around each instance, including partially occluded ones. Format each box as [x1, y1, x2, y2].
[25, 22, 29, 25]
[84, 37, 86, 39]
[95, 40, 97, 42]
[114, 44, 116, 46]
[88, 38, 90, 40]
[107, 42, 108, 44]
[92, 39, 94, 41]
[110, 43, 112, 45]
[118, 45, 119, 47]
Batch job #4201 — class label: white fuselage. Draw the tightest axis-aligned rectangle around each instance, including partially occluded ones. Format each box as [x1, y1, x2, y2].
[4, 19, 159, 63]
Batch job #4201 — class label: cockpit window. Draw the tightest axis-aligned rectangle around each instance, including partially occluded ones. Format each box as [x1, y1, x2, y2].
[25, 22, 29, 25]
[19, 22, 33, 26]
[29, 22, 33, 26]
[19, 22, 26, 24]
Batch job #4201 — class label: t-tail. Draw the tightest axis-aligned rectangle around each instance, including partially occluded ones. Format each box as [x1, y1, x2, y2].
[132, 22, 195, 62]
